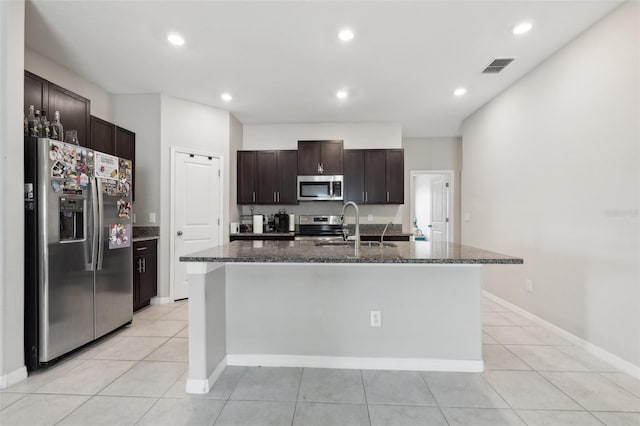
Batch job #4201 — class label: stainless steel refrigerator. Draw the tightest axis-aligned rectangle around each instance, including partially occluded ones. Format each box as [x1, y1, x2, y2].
[25, 137, 133, 370]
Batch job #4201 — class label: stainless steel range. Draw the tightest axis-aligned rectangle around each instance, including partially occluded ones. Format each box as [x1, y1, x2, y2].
[294, 215, 345, 241]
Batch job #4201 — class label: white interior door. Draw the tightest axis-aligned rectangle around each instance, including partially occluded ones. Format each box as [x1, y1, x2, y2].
[173, 152, 221, 300]
[429, 177, 449, 243]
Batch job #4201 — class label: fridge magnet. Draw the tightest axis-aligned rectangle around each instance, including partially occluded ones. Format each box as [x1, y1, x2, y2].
[117, 180, 130, 197]
[117, 199, 131, 218]
[79, 173, 89, 187]
[51, 180, 62, 193]
[102, 180, 119, 196]
[51, 160, 65, 178]
[49, 141, 63, 161]
[109, 223, 130, 249]
[94, 152, 119, 180]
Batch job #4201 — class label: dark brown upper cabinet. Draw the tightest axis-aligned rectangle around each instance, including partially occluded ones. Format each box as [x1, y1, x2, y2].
[237, 150, 298, 205]
[90, 115, 115, 154]
[276, 150, 298, 204]
[237, 151, 258, 204]
[48, 83, 91, 148]
[344, 149, 404, 204]
[24, 71, 91, 147]
[385, 149, 404, 204]
[297, 140, 343, 175]
[24, 72, 48, 116]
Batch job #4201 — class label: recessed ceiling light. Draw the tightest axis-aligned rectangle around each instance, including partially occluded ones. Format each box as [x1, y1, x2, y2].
[513, 22, 533, 35]
[221, 93, 233, 102]
[338, 29, 354, 42]
[453, 87, 467, 97]
[167, 32, 185, 46]
[336, 90, 348, 100]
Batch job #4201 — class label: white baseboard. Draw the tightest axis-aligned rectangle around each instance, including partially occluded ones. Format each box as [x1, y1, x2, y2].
[483, 290, 640, 379]
[0, 366, 28, 389]
[226, 354, 484, 373]
[185, 357, 227, 394]
[150, 297, 172, 305]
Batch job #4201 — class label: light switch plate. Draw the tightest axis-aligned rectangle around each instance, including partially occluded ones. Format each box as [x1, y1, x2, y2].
[367, 214, 374, 222]
[149, 212, 156, 223]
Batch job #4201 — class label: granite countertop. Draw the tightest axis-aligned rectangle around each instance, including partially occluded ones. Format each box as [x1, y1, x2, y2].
[180, 240, 523, 264]
[231, 232, 296, 237]
[132, 236, 160, 242]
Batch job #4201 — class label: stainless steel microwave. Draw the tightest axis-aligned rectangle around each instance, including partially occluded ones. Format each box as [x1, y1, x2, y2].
[297, 175, 343, 201]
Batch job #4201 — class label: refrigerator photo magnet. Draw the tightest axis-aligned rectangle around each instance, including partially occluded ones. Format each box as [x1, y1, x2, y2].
[109, 223, 130, 249]
[94, 152, 119, 180]
[117, 199, 131, 218]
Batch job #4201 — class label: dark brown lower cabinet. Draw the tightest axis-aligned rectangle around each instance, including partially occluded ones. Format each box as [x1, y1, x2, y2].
[133, 239, 157, 311]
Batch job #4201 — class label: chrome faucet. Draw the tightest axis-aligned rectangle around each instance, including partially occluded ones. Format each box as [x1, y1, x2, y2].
[380, 221, 393, 247]
[341, 201, 360, 253]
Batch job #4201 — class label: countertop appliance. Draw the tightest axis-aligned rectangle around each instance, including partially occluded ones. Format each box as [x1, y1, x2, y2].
[294, 214, 345, 241]
[274, 211, 289, 233]
[297, 175, 343, 201]
[24, 137, 133, 370]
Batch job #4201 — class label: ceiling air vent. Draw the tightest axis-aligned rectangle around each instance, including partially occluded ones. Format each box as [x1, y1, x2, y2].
[482, 58, 514, 74]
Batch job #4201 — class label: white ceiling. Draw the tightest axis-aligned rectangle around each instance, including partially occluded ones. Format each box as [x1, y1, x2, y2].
[25, 0, 622, 137]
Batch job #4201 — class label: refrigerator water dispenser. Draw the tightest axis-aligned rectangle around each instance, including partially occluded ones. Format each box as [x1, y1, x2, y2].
[59, 197, 85, 241]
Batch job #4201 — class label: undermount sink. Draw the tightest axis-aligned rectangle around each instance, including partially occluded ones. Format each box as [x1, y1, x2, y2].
[314, 241, 398, 248]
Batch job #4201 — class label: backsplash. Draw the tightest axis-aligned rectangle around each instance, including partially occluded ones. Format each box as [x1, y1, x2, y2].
[132, 226, 160, 238]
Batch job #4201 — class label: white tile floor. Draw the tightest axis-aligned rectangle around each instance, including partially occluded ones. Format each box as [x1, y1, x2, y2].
[0, 297, 639, 425]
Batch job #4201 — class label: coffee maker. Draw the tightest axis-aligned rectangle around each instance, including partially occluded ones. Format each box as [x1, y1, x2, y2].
[274, 209, 290, 233]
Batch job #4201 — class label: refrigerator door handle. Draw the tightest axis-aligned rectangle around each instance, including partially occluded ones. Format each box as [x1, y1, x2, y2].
[90, 177, 99, 271]
[96, 178, 105, 271]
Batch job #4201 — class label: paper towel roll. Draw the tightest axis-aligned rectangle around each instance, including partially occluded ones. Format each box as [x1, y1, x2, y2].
[288, 214, 295, 232]
[253, 215, 264, 234]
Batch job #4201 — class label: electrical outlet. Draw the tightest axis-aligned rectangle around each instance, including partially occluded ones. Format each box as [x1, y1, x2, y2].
[367, 214, 374, 222]
[149, 212, 156, 223]
[132, 213, 137, 223]
[370, 310, 382, 327]
[464, 212, 471, 222]
[526, 279, 533, 293]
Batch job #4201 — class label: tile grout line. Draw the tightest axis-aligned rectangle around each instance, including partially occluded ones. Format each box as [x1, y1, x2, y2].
[291, 367, 305, 426]
[211, 366, 250, 426]
[418, 371, 450, 426]
[132, 396, 162, 426]
[360, 370, 373, 426]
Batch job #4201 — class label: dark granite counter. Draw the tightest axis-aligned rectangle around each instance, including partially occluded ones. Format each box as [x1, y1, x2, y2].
[181, 240, 523, 264]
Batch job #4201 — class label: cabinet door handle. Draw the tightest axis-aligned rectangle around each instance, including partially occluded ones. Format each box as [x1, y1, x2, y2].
[137, 258, 143, 273]
[136, 247, 147, 251]
[387, 191, 390, 203]
[362, 192, 365, 203]
[252, 192, 256, 203]
[142, 258, 146, 273]
[365, 192, 368, 203]
[273, 192, 276, 203]
[277, 192, 280, 202]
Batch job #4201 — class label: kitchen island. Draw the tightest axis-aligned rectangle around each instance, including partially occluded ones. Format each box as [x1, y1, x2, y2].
[180, 240, 523, 394]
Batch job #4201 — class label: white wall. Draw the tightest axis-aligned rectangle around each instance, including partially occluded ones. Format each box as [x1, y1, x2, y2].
[243, 123, 401, 150]
[25, 48, 113, 121]
[112, 94, 162, 225]
[159, 95, 231, 299]
[462, 2, 639, 369]
[229, 114, 243, 224]
[403, 138, 462, 241]
[0, 0, 27, 386]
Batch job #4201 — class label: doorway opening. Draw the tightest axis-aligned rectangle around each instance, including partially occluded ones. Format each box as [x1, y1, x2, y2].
[410, 170, 454, 243]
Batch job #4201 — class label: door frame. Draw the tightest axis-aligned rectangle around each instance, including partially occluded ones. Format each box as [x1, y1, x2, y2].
[409, 170, 455, 242]
[169, 146, 224, 302]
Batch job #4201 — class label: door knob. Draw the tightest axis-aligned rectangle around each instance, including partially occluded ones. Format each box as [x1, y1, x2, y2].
[177, 230, 183, 236]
